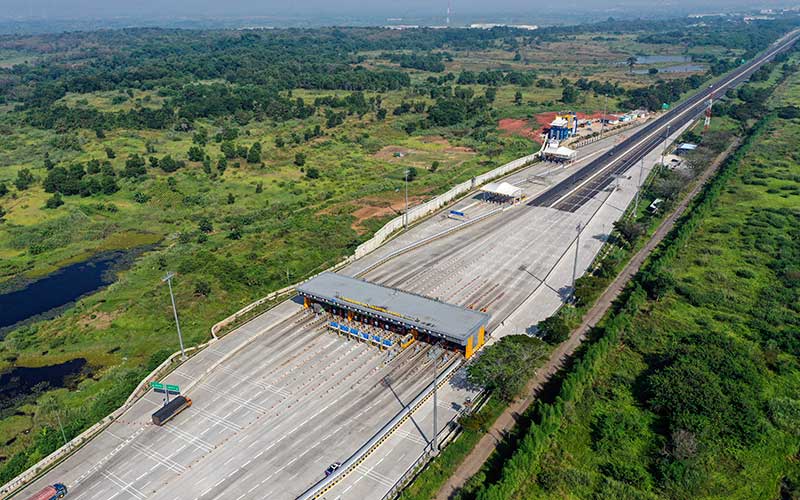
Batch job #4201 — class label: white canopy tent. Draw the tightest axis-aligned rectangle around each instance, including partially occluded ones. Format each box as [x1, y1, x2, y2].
[480, 181, 524, 202]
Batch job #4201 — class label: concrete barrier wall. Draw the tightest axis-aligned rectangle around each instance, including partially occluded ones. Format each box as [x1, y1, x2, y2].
[1, 151, 538, 499]
[354, 153, 538, 259]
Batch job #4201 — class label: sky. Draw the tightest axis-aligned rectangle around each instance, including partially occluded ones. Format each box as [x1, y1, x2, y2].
[0, 0, 797, 25]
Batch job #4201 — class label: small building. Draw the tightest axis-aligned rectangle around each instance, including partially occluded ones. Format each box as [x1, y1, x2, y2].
[599, 115, 620, 126]
[297, 272, 490, 359]
[542, 140, 577, 163]
[480, 181, 524, 203]
[548, 112, 578, 141]
[676, 143, 698, 154]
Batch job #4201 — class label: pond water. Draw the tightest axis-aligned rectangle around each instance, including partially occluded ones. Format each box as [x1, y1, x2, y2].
[632, 54, 692, 64]
[0, 247, 150, 332]
[632, 64, 705, 74]
[0, 358, 87, 409]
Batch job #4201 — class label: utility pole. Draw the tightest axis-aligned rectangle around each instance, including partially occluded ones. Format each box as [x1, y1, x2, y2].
[432, 349, 439, 455]
[572, 223, 582, 294]
[600, 93, 608, 137]
[634, 157, 645, 214]
[404, 169, 410, 230]
[162, 272, 186, 361]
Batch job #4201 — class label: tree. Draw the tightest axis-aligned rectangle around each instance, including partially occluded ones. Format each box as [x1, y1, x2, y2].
[275, 136, 285, 148]
[221, 141, 237, 159]
[376, 108, 387, 121]
[0, 206, 6, 222]
[649, 67, 659, 75]
[187, 146, 205, 162]
[537, 313, 571, 344]
[406, 167, 418, 182]
[255, 182, 263, 193]
[627, 55, 637, 73]
[192, 129, 208, 146]
[514, 90, 523, 105]
[614, 219, 646, 246]
[466, 335, 548, 401]
[562, 85, 578, 104]
[44, 192, 64, 209]
[217, 157, 228, 174]
[15, 169, 35, 190]
[0, 182, 7, 197]
[484, 87, 497, 103]
[159, 155, 178, 173]
[247, 142, 262, 163]
[430, 161, 440, 173]
[227, 192, 235, 204]
[198, 217, 213, 233]
[122, 154, 147, 178]
[194, 281, 211, 297]
[105, 147, 116, 159]
[294, 152, 306, 166]
[306, 167, 320, 179]
[148, 156, 159, 169]
[44, 152, 54, 170]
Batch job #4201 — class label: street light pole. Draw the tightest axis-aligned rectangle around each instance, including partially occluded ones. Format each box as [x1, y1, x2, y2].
[634, 158, 644, 214]
[404, 169, 409, 230]
[661, 125, 671, 166]
[432, 350, 438, 455]
[163, 272, 186, 361]
[572, 223, 582, 294]
[600, 93, 608, 137]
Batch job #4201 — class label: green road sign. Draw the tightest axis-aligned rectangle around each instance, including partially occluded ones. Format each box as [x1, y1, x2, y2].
[166, 385, 180, 393]
[150, 382, 164, 390]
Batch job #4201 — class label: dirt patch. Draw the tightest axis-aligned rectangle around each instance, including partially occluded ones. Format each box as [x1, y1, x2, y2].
[498, 118, 539, 140]
[374, 145, 413, 160]
[375, 140, 476, 159]
[78, 309, 119, 330]
[350, 195, 428, 234]
[528, 111, 611, 134]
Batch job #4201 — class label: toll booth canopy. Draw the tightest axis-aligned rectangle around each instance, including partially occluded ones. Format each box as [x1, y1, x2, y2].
[297, 272, 490, 358]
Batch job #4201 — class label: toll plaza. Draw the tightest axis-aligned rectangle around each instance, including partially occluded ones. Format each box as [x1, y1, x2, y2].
[297, 272, 490, 359]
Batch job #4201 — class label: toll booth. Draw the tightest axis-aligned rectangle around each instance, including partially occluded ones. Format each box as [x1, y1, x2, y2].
[298, 272, 490, 359]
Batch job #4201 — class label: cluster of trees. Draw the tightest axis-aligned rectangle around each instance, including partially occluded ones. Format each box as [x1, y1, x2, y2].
[427, 86, 492, 126]
[382, 52, 447, 72]
[456, 69, 537, 87]
[622, 73, 706, 110]
[43, 160, 119, 197]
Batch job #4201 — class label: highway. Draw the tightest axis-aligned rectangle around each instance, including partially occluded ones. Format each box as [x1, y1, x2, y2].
[12, 29, 799, 500]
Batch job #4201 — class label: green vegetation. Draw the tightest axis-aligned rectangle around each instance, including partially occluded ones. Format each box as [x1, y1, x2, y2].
[463, 63, 800, 500]
[0, 15, 798, 485]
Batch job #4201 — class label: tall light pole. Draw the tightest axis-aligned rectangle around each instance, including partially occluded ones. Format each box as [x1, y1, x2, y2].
[163, 272, 186, 361]
[404, 169, 410, 230]
[600, 93, 608, 137]
[634, 158, 645, 214]
[432, 348, 439, 455]
[572, 223, 582, 294]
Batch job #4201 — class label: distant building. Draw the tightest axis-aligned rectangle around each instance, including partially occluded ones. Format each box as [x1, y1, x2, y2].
[548, 112, 578, 140]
